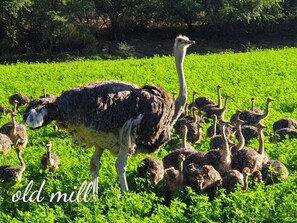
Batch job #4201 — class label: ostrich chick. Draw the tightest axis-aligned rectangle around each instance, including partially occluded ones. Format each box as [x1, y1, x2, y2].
[0, 148, 26, 186]
[8, 93, 29, 110]
[222, 167, 250, 193]
[137, 157, 164, 185]
[0, 106, 28, 150]
[164, 154, 185, 192]
[0, 133, 13, 156]
[238, 98, 273, 125]
[273, 118, 297, 132]
[23, 35, 194, 194]
[204, 123, 232, 176]
[40, 141, 60, 171]
[274, 128, 297, 140]
[261, 160, 289, 185]
[193, 165, 222, 193]
[202, 94, 230, 121]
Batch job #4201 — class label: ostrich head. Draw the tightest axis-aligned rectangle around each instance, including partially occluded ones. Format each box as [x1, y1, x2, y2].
[23, 96, 57, 129]
[174, 35, 195, 54]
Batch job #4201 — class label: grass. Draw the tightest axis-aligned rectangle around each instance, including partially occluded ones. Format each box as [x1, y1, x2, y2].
[0, 47, 297, 222]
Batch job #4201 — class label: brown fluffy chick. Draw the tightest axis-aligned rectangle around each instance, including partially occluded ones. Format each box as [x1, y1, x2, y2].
[261, 160, 289, 185]
[137, 157, 164, 185]
[0, 133, 13, 156]
[0, 103, 28, 150]
[40, 141, 60, 171]
[0, 148, 26, 187]
[8, 94, 29, 110]
[163, 154, 185, 192]
[193, 165, 222, 193]
[222, 167, 250, 193]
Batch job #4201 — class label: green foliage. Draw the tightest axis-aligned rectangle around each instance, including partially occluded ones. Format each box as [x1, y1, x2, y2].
[0, 48, 297, 222]
[0, 0, 297, 55]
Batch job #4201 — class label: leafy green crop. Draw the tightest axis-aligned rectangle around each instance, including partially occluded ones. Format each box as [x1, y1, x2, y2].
[0, 48, 297, 222]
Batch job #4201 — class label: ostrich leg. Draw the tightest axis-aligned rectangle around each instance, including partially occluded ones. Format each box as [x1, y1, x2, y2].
[90, 147, 104, 195]
[116, 149, 129, 193]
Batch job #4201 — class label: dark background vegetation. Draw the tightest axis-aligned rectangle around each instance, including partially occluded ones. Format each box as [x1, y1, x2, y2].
[0, 0, 296, 62]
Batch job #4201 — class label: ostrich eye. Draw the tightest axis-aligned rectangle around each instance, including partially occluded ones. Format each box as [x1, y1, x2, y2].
[178, 39, 182, 43]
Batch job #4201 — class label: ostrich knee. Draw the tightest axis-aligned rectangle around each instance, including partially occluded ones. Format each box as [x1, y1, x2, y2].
[115, 150, 129, 193]
[90, 147, 103, 195]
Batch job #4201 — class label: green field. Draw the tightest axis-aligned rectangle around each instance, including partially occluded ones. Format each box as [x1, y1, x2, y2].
[0, 48, 297, 222]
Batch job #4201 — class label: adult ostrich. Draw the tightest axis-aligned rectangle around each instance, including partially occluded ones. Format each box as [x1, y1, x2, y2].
[23, 35, 194, 194]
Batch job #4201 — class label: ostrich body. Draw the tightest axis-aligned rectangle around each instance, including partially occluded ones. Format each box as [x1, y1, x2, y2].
[204, 124, 232, 176]
[202, 94, 230, 120]
[164, 154, 185, 192]
[222, 168, 250, 193]
[40, 141, 60, 171]
[0, 133, 13, 156]
[183, 151, 205, 169]
[0, 148, 25, 186]
[232, 148, 263, 179]
[189, 165, 222, 193]
[193, 97, 215, 111]
[237, 98, 273, 125]
[23, 35, 194, 194]
[200, 85, 223, 110]
[274, 128, 297, 140]
[273, 118, 297, 132]
[8, 93, 29, 110]
[261, 160, 289, 185]
[230, 97, 263, 124]
[137, 157, 164, 185]
[193, 85, 222, 110]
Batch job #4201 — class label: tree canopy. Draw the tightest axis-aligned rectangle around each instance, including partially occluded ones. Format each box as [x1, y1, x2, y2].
[0, 0, 296, 55]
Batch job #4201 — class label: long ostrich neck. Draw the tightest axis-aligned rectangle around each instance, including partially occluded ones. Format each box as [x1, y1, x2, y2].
[222, 97, 229, 113]
[171, 47, 188, 125]
[182, 127, 188, 148]
[243, 173, 249, 191]
[193, 109, 197, 123]
[260, 100, 271, 120]
[17, 150, 26, 173]
[47, 146, 52, 165]
[251, 99, 255, 112]
[236, 122, 245, 150]
[213, 116, 217, 137]
[12, 115, 17, 135]
[258, 128, 265, 156]
[177, 158, 184, 188]
[220, 124, 231, 162]
[218, 87, 222, 108]
[192, 92, 196, 107]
